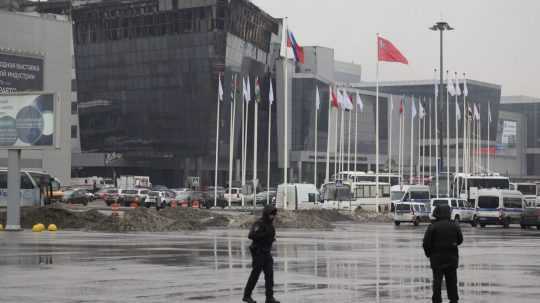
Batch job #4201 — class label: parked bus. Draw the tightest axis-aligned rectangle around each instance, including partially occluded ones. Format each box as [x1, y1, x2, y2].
[0, 169, 62, 207]
[454, 173, 510, 204]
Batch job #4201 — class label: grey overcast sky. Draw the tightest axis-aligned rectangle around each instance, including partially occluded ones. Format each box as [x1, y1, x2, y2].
[251, 0, 540, 97]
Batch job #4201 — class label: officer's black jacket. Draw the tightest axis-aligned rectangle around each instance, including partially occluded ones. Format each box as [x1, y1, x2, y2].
[423, 205, 464, 269]
[248, 205, 276, 254]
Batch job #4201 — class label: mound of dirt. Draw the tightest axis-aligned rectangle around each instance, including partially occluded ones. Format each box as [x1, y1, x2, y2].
[354, 208, 393, 223]
[0, 204, 109, 230]
[239, 209, 355, 229]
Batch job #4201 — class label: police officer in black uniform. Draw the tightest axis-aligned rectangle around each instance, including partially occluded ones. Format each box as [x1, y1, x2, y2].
[423, 204, 464, 303]
[243, 205, 280, 303]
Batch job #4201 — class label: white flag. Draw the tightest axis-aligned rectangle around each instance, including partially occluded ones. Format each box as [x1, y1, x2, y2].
[246, 76, 251, 103]
[242, 77, 248, 101]
[269, 80, 274, 106]
[456, 101, 461, 121]
[447, 74, 456, 96]
[488, 103, 492, 123]
[463, 75, 469, 97]
[344, 90, 353, 111]
[474, 104, 480, 120]
[218, 74, 224, 102]
[315, 86, 320, 110]
[279, 19, 288, 58]
[356, 91, 364, 112]
[454, 73, 461, 96]
[411, 98, 417, 118]
[419, 101, 426, 119]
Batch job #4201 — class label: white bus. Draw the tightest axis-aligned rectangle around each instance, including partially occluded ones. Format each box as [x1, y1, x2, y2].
[454, 173, 510, 204]
[0, 169, 62, 207]
[509, 182, 537, 207]
[334, 171, 400, 186]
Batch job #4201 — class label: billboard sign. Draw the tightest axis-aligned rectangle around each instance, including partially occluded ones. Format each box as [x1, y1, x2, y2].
[0, 93, 57, 149]
[0, 52, 44, 94]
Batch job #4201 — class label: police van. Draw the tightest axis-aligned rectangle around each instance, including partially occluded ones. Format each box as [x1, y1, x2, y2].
[430, 198, 475, 226]
[0, 169, 62, 207]
[393, 202, 431, 226]
[474, 189, 524, 228]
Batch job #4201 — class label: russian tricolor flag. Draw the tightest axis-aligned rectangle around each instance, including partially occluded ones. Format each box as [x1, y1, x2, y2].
[286, 30, 305, 64]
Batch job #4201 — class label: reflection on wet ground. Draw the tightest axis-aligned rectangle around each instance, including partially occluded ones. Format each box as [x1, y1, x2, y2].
[1, 223, 539, 302]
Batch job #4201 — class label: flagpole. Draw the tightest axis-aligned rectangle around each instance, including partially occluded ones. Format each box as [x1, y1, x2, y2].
[253, 80, 259, 208]
[347, 108, 351, 172]
[422, 98, 426, 184]
[398, 103, 402, 186]
[334, 104, 339, 179]
[241, 77, 246, 207]
[487, 102, 491, 173]
[446, 71, 450, 197]
[243, 79, 250, 207]
[214, 74, 222, 208]
[463, 75, 467, 178]
[375, 37, 380, 212]
[325, 87, 332, 184]
[283, 56, 288, 208]
[434, 69, 440, 198]
[388, 96, 393, 181]
[455, 79, 459, 197]
[228, 74, 237, 207]
[417, 102, 421, 184]
[267, 81, 273, 205]
[354, 93, 359, 174]
[314, 87, 319, 187]
[410, 96, 414, 185]
[428, 97, 432, 181]
[340, 108, 345, 174]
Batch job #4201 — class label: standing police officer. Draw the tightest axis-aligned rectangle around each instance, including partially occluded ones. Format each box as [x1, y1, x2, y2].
[243, 205, 280, 303]
[423, 204, 464, 303]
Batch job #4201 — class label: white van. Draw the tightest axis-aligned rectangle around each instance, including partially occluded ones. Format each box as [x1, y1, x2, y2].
[474, 189, 524, 228]
[430, 198, 475, 225]
[0, 169, 62, 207]
[390, 185, 430, 211]
[320, 182, 354, 210]
[393, 202, 431, 226]
[276, 183, 320, 210]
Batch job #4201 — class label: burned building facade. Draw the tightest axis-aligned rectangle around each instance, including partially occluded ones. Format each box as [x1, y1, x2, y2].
[72, 0, 279, 186]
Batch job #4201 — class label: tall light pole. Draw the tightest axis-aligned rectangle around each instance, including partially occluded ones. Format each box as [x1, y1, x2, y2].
[430, 21, 453, 188]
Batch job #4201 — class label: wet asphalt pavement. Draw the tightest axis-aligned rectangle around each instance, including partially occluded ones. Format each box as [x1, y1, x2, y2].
[1, 223, 540, 303]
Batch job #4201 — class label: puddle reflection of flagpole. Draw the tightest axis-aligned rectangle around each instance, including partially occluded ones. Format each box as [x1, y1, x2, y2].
[241, 238, 246, 270]
[376, 227, 380, 303]
[284, 243, 289, 294]
[213, 234, 218, 271]
[314, 242, 318, 289]
[228, 238, 233, 295]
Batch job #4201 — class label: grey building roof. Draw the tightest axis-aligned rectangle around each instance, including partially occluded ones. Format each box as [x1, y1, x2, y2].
[501, 95, 540, 104]
[353, 79, 501, 90]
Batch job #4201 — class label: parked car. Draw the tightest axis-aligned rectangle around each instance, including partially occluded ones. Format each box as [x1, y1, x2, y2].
[393, 202, 431, 226]
[255, 190, 276, 206]
[118, 189, 143, 207]
[103, 188, 121, 206]
[190, 191, 210, 209]
[62, 188, 89, 206]
[520, 199, 540, 229]
[173, 191, 193, 207]
[224, 187, 242, 205]
[145, 191, 174, 208]
[430, 198, 475, 226]
[204, 186, 227, 208]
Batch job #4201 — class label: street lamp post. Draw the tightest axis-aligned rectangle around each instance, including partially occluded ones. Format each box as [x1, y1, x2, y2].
[430, 21, 453, 196]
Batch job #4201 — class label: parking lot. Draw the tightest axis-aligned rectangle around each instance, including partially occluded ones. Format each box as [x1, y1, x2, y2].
[1, 223, 539, 303]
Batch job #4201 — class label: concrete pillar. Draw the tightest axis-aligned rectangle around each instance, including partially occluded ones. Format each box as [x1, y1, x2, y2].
[6, 149, 21, 231]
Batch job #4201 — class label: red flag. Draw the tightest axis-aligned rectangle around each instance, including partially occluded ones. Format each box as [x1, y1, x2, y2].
[378, 36, 408, 64]
[330, 86, 339, 108]
[399, 98, 404, 114]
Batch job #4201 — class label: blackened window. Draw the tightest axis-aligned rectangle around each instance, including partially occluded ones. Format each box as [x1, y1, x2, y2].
[71, 102, 78, 114]
[71, 125, 78, 138]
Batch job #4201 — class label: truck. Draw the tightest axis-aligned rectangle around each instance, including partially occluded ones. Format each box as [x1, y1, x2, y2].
[116, 176, 151, 189]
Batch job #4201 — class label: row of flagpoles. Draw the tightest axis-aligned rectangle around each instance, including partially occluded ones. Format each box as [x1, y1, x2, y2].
[212, 27, 495, 207]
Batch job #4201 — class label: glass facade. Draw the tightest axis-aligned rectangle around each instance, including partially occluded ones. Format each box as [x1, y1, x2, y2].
[73, 0, 278, 186]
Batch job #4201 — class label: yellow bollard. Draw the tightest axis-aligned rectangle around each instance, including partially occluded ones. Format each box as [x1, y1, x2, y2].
[32, 224, 44, 232]
[47, 224, 58, 232]
[0, 223, 3, 231]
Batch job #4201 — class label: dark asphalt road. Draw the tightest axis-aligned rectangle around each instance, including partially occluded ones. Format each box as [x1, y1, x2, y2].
[1, 223, 539, 302]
